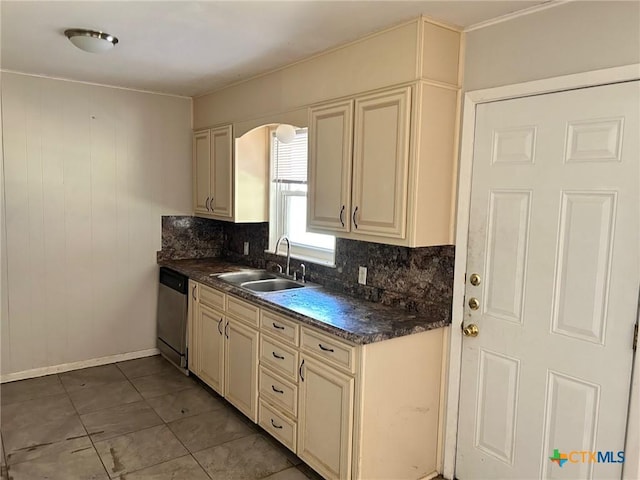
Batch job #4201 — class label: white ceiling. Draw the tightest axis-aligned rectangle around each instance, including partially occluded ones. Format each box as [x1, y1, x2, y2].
[1, 1, 548, 97]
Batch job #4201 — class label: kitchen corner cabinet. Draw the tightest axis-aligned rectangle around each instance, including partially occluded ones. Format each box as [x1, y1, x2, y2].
[193, 124, 269, 223]
[307, 81, 459, 247]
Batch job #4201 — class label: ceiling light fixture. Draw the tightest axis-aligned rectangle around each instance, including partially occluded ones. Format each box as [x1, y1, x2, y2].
[64, 28, 118, 53]
[275, 124, 297, 144]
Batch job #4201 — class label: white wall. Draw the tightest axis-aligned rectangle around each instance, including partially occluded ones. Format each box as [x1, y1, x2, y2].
[464, 1, 640, 91]
[1, 73, 192, 378]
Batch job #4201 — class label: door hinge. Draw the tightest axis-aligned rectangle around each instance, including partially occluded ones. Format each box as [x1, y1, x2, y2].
[633, 323, 638, 351]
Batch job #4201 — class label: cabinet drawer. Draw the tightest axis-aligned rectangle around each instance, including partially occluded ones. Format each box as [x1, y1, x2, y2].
[227, 295, 260, 327]
[260, 310, 299, 346]
[260, 335, 299, 382]
[259, 366, 297, 418]
[300, 328, 356, 374]
[199, 283, 225, 310]
[259, 400, 296, 453]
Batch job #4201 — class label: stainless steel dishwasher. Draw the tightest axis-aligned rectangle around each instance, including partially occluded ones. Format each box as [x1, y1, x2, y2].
[157, 267, 189, 373]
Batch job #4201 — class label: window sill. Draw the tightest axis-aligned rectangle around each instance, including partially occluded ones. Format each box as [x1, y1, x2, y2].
[264, 249, 336, 268]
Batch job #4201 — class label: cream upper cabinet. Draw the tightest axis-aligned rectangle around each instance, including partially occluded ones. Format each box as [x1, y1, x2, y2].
[297, 354, 354, 480]
[307, 100, 353, 232]
[210, 125, 233, 219]
[193, 124, 269, 223]
[193, 130, 211, 215]
[192, 125, 232, 219]
[307, 88, 411, 239]
[352, 87, 410, 238]
[224, 317, 259, 422]
[307, 82, 458, 247]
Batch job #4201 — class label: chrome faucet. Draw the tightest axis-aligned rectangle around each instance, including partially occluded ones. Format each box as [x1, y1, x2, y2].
[274, 235, 291, 277]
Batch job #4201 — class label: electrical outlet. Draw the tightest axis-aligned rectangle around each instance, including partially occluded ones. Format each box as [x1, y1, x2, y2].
[358, 266, 367, 285]
[243, 242, 249, 255]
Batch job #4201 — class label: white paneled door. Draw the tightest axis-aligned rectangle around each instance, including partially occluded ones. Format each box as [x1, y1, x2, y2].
[457, 81, 639, 479]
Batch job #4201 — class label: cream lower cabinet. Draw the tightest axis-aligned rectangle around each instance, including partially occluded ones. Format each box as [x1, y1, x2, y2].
[190, 281, 446, 479]
[189, 281, 259, 422]
[224, 317, 259, 421]
[297, 355, 354, 480]
[197, 303, 225, 395]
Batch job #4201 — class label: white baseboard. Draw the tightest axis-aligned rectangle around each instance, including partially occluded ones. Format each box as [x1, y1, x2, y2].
[0, 348, 160, 383]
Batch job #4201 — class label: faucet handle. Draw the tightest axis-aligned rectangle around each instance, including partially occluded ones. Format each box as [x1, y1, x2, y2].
[300, 263, 306, 283]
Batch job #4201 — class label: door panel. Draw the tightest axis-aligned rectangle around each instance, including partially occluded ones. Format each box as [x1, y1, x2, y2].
[352, 87, 410, 238]
[193, 130, 211, 214]
[198, 304, 225, 396]
[211, 125, 233, 218]
[307, 100, 353, 233]
[297, 355, 354, 480]
[457, 81, 639, 479]
[224, 318, 258, 422]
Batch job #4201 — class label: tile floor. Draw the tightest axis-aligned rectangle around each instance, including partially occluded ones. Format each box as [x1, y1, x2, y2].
[0, 355, 323, 480]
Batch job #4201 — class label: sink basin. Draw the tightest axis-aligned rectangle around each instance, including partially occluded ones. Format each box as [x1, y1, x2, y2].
[241, 278, 304, 292]
[216, 270, 278, 285]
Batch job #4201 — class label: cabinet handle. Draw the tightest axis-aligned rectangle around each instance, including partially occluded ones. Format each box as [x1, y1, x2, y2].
[210, 195, 214, 211]
[217, 318, 223, 335]
[299, 359, 305, 381]
[318, 343, 334, 353]
[353, 206, 359, 229]
[339, 205, 345, 227]
[205, 197, 210, 211]
[224, 321, 229, 339]
[272, 352, 285, 360]
[270, 419, 283, 429]
[272, 322, 285, 330]
[192, 285, 197, 301]
[271, 385, 284, 394]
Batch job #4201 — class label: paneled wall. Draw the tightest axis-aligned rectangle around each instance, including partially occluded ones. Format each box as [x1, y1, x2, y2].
[1, 73, 192, 378]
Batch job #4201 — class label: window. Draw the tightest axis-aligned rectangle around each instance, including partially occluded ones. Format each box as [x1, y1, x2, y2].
[269, 127, 335, 265]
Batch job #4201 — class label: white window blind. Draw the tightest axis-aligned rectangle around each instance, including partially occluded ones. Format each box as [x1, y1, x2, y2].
[271, 129, 308, 184]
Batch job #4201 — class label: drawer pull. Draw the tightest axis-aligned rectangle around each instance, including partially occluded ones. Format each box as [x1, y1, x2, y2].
[224, 321, 229, 339]
[272, 322, 285, 330]
[270, 419, 283, 429]
[271, 385, 284, 394]
[272, 352, 285, 360]
[192, 285, 197, 300]
[318, 343, 335, 353]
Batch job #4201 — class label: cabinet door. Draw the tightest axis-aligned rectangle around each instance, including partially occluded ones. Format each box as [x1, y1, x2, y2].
[352, 87, 411, 238]
[224, 318, 259, 422]
[187, 281, 199, 375]
[307, 100, 353, 233]
[297, 355, 354, 480]
[211, 125, 233, 219]
[193, 130, 211, 215]
[198, 304, 225, 396]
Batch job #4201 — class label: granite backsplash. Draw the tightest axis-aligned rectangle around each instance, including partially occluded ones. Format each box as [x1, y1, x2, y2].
[159, 216, 454, 321]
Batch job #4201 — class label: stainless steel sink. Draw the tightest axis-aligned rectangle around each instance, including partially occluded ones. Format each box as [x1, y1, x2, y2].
[241, 278, 305, 292]
[216, 270, 278, 285]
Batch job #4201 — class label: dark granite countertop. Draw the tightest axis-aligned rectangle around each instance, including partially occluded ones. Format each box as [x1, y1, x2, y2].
[158, 258, 449, 345]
